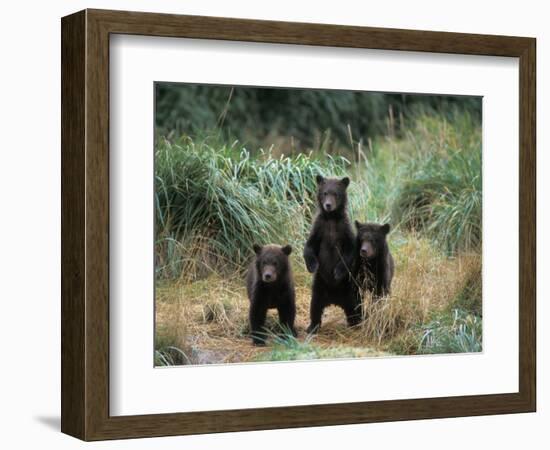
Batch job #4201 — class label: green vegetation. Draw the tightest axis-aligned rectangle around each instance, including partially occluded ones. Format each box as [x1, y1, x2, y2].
[155, 137, 348, 279]
[154, 85, 483, 364]
[155, 83, 481, 150]
[391, 116, 482, 254]
[156, 112, 481, 280]
[390, 309, 482, 356]
[255, 333, 387, 362]
[419, 310, 482, 354]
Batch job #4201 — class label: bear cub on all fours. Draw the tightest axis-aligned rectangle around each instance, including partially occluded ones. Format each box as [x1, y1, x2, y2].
[246, 244, 297, 345]
[354, 221, 395, 301]
[303, 175, 361, 333]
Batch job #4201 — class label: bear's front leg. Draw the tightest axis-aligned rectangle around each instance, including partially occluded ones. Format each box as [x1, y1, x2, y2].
[277, 302, 297, 338]
[249, 302, 268, 346]
[381, 270, 392, 297]
[303, 243, 319, 273]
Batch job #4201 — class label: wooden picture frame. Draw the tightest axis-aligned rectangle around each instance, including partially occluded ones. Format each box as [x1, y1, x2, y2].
[61, 8, 536, 441]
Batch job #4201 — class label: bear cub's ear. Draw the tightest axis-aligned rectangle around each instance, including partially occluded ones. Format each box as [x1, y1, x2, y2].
[340, 176, 350, 188]
[253, 244, 263, 255]
[354, 220, 363, 230]
[316, 174, 325, 185]
[282, 244, 292, 256]
[381, 223, 391, 234]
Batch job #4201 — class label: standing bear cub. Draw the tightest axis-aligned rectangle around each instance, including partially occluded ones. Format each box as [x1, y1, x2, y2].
[354, 221, 395, 300]
[247, 244, 296, 345]
[303, 175, 361, 333]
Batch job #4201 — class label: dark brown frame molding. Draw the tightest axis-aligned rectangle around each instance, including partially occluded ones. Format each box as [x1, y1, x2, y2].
[61, 9, 536, 441]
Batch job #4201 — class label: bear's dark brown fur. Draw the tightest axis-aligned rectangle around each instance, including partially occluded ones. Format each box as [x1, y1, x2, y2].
[246, 244, 296, 345]
[303, 176, 361, 333]
[354, 221, 395, 301]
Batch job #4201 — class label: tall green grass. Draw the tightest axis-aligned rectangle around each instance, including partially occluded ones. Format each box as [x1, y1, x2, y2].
[155, 137, 349, 279]
[391, 115, 482, 253]
[155, 113, 481, 281]
[418, 309, 482, 354]
[350, 113, 481, 254]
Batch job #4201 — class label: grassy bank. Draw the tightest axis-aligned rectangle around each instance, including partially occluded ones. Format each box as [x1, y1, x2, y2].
[154, 113, 482, 365]
[155, 236, 481, 365]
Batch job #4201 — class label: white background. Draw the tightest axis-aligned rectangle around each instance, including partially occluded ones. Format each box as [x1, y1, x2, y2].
[0, 0, 547, 448]
[110, 36, 519, 415]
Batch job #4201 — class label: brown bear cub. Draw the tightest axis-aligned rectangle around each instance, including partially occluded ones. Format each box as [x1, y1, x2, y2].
[246, 244, 296, 345]
[354, 221, 395, 301]
[303, 176, 361, 333]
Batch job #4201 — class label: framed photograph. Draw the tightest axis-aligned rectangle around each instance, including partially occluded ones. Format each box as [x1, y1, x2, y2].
[61, 9, 536, 441]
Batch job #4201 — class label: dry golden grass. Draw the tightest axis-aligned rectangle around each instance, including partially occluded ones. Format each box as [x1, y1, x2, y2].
[355, 237, 481, 347]
[155, 234, 481, 365]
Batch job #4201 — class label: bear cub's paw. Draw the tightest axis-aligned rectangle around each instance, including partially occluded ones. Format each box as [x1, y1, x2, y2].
[305, 256, 319, 274]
